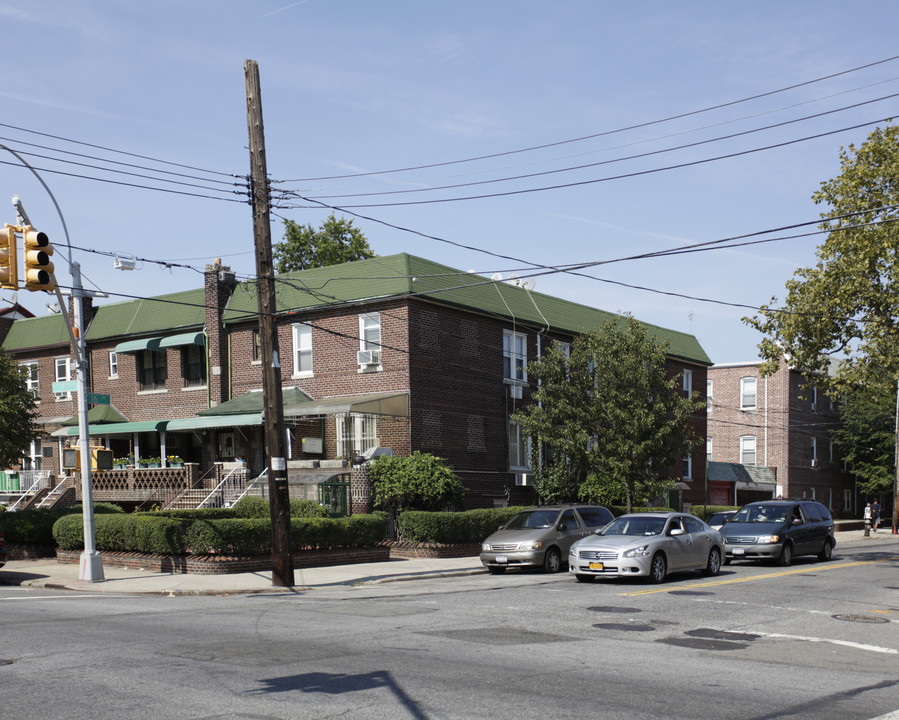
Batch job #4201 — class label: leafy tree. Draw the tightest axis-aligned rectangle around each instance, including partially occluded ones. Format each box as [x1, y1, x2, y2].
[368, 452, 464, 514]
[832, 376, 896, 497]
[747, 124, 899, 398]
[512, 317, 704, 512]
[0, 353, 41, 468]
[273, 213, 375, 273]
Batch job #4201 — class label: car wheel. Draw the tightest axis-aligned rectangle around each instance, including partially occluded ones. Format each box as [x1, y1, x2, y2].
[777, 543, 793, 567]
[817, 539, 833, 562]
[543, 548, 562, 573]
[486, 566, 506, 575]
[575, 573, 595, 583]
[703, 547, 722, 577]
[649, 553, 667, 583]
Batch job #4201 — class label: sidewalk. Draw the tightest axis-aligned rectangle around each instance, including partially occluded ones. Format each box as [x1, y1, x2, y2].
[0, 529, 894, 596]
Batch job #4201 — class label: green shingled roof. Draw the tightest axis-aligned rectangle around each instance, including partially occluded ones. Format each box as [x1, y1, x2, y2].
[1, 313, 70, 351]
[86, 288, 206, 341]
[223, 253, 711, 364]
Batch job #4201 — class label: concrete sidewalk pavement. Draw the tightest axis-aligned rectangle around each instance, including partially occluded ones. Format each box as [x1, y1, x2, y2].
[0, 528, 894, 596]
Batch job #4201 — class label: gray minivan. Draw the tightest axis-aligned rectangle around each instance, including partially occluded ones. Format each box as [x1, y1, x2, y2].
[480, 504, 614, 574]
[721, 499, 835, 566]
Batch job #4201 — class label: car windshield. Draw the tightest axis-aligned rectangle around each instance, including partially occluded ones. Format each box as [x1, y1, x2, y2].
[732, 505, 789, 523]
[504, 509, 560, 530]
[709, 513, 731, 525]
[600, 516, 666, 536]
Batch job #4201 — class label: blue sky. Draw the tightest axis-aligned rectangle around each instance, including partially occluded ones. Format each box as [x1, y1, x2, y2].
[2, 1, 898, 364]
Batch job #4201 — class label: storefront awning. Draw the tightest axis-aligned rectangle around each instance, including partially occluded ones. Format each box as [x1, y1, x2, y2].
[159, 332, 205, 348]
[114, 337, 162, 354]
[284, 391, 409, 419]
[52, 413, 263, 437]
[53, 420, 166, 437]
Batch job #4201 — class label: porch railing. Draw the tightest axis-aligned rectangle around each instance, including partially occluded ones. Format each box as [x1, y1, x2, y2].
[227, 469, 268, 507]
[199, 466, 252, 509]
[5, 472, 50, 511]
[36, 475, 71, 509]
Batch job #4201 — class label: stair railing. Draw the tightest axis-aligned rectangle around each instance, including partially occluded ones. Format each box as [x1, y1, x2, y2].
[36, 475, 70, 509]
[226, 468, 268, 507]
[6, 472, 48, 512]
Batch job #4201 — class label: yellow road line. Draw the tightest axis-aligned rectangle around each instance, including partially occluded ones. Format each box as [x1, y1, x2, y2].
[621, 556, 899, 596]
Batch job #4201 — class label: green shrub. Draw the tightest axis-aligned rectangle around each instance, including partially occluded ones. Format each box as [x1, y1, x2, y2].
[232, 495, 330, 519]
[52, 514, 86, 550]
[153, 508, 235, 520]
[397, 506, 529, 544]
[3, 508, 62, 544]
[290, 499, 329, 518]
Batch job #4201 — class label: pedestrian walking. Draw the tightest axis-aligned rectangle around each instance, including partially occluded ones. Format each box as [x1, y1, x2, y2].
[871, 500, 881, 532]
[863, 502, 872, 537]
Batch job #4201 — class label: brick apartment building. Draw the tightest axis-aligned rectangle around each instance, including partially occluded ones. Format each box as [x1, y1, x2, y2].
[706, 357, 855, 516]
[1, 253, 711, 511]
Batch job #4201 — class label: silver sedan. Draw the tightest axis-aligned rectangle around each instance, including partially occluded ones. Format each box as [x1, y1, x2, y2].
[568, 512, 724, 583]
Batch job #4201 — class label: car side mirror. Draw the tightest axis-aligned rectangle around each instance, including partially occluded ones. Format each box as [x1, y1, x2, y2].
[670, 528, 684, 536]
[558, 522, 568, 532]
[791, 518, 802, 525]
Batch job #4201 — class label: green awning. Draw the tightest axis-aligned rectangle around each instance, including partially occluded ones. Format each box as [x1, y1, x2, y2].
[198, 387, 313, 416]
[54, 420, 167, 437]
[159, 332, 205, 348]
[114, 337, 162, 354]
[61, 405, 129, 426]
[165, 414, 262, 430]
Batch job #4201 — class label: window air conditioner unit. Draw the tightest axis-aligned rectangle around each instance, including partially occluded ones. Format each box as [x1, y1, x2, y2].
[515, 473, 533, 486]
[509, 384, 523, 399]
[356, 349, 381, 365]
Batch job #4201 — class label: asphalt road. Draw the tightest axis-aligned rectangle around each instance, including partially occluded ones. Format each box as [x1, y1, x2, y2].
[1, 538, 897, 720]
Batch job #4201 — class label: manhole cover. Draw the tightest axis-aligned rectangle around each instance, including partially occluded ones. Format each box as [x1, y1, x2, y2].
[593, 623, 655, 632]
[685, 628, 761, 641]
[669, 590, 714, 596]
[588, 606, 642, 614]
[832, 614, 889, 624]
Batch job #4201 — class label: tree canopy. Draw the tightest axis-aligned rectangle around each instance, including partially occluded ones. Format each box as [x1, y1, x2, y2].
[511, 317, 704, 511]
[0, 353, 41, 468]
[747, 124, 899, 397]
[273, 213, 375, 273]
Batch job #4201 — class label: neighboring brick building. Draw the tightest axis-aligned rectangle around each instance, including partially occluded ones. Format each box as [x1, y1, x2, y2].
[706, 358, 855, 516]
[1, 253, 711, 510]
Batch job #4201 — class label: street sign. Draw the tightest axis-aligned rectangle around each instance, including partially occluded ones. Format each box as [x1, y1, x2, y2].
[52, 380, 78, 393]
[86, 393, 110, 405]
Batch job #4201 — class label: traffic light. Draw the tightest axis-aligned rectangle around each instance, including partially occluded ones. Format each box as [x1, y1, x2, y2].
[22, 227, 55, 292]
[0, 225, 18, 290]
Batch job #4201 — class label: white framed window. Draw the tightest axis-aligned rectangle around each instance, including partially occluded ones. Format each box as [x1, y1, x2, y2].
[55, 356, 71, 400]
[336, 413, 378, 458]
[811, 437, 817, 467]
[740, 435, 757, 466]
[740, 377, 757, 410]
[109, 351, 118, 378]
[555, 340, 571, 359]
[706, 437, 713, 462]
[20, 362, 39, 399]
[291, 323, 313, 376]
[508, 420, 530, 470]
[682, 454, 693, 479]
[358, 313, 382, 366]
[503, 330, 527, 382]
[706, 379, 713, 416]
[682, 369, 693, 398]
[811, 386, 818, 411]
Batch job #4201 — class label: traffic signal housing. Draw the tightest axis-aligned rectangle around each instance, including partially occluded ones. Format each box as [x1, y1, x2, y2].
[0, 225, 17, 290]
[22, 227, 55, 292]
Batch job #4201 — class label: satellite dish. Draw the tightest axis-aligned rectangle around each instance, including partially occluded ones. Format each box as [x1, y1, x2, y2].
[491, 273, 504, 281]
[520, 278, 536, 291]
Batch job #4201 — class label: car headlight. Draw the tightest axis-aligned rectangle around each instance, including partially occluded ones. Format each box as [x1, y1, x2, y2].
[518, 541, 542, 551]
[624, 544, 651, 558]
[756, 535, 780, 544]
[482, 543, 491, 551]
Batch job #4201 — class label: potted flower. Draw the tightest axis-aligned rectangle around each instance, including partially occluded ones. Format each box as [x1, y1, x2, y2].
[167, 455, 184, 467]
[113, 456, 131, 469]
[139, 456, 161, 469]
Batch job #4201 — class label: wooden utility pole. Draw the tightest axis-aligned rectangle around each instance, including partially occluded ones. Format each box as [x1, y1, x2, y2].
[244, 59, 294, 586]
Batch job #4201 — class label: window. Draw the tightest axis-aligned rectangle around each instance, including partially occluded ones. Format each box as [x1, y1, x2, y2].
[252, 329, 261, 363]
[706, 437, 712, 461]
[555, 341, 571, 359]
[682, 454, 693, 479]
[138, 349, 167, 391]
[336, 414, 378, 458]
[503, 330, 527, 382]
[55, 356, 71, 400]
[811, 437, 817, 467]
[109, 351, 118, 378]
[811, 386, 818, 411]
[20, 362, 39, 399]
[292, 323, 313, 376]
[182, 345, 206, 387]
[740, 377, 757, 410]
[740, 435, 757, 465]
[706, 379, 713, 416]
[508, 420, 530, 470]
[682, 369, 693, 398]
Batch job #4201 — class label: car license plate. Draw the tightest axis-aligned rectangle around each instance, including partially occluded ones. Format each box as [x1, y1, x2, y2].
[496, 555, 508, 564]
[588, 562, 604, 571]
[733, 547, 745, 556]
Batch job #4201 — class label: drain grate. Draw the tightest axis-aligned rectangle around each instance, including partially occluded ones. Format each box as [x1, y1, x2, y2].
[832, 614, 889, 624]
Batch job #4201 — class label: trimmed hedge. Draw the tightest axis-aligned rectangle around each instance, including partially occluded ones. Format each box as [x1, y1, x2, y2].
[397, 506, 528, 544]
[232, 496, 329, 519]
[53, 512, 386, 556]
[1, 504, 124, 545]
